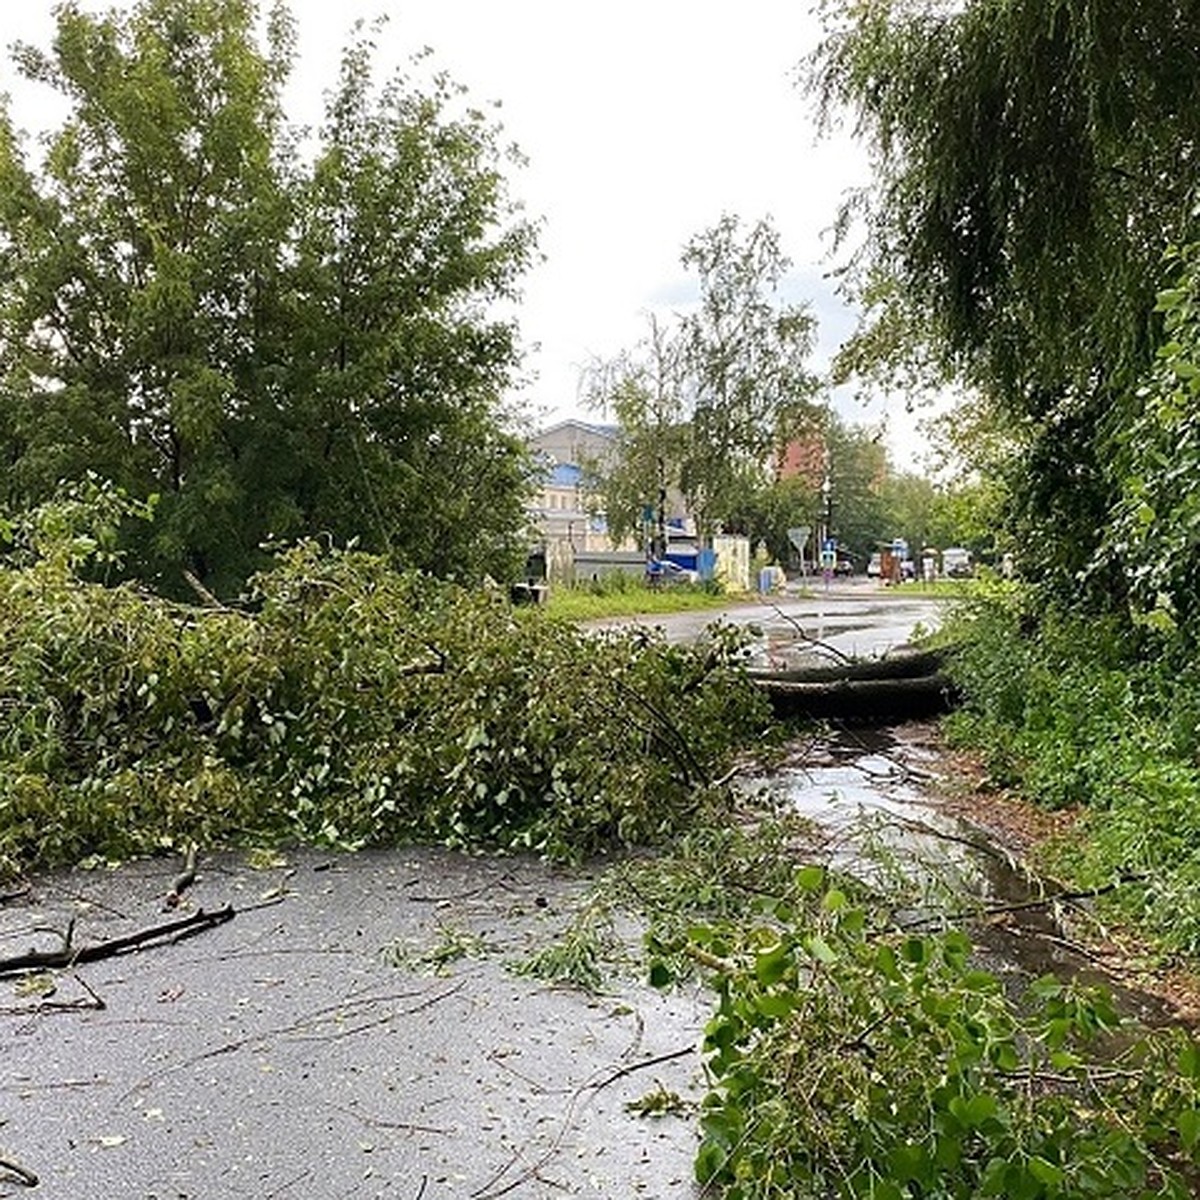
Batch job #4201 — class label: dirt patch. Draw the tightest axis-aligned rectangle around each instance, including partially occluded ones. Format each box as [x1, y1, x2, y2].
[902, 724, 1082, 859]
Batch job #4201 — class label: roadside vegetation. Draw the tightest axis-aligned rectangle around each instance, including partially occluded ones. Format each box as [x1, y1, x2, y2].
[510, 810, 1200, 1199]
[944, 581, 1200, 958]
[812, 0, 1200, 967]
[542, 573, 740, 621]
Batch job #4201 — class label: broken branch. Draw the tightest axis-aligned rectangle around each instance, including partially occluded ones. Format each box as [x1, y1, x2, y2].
[0, 1156, 38, 1188]
[0, 904, 235, 977]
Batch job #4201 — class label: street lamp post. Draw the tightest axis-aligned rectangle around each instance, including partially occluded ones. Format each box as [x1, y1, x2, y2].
[819, 474, 834, 586]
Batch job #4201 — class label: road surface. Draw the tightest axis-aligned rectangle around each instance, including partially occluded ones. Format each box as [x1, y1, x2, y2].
[588, 578, 946, 666]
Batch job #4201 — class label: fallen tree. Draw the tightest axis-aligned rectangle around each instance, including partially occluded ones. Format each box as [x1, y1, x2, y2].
[748, 648, 959, 720]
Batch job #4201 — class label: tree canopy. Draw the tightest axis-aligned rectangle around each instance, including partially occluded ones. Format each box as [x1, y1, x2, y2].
[0, 0, 537, 596]
[811, 0, 1200, 604]
[586, 214, 821, 549]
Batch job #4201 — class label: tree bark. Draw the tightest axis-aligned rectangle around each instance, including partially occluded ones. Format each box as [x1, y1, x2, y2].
[749, 649, 958, 720]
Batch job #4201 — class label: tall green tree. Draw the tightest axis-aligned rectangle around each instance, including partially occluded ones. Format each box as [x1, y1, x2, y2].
[581, 314, 688, 554]
[679, 214, 820, 537]
[824, 414, 886, 563]
[810, 0, 1200, 603]
[587, 215, 821, 547]
[0, 1, 536, 596]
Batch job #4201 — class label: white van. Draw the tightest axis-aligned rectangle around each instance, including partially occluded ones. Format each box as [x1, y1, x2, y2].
[942, 547, 972, 578]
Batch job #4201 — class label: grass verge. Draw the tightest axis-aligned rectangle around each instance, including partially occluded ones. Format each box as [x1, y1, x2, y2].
[542, 583, 748, 622]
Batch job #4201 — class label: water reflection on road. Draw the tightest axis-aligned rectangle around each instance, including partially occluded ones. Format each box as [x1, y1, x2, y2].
[751, 723, 1176, 1026]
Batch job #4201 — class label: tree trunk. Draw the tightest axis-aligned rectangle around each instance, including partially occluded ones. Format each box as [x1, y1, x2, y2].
[749, 648, 958, 720]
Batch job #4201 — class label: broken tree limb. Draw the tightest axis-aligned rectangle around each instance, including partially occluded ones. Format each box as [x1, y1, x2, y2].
[0, 904, 235, 977]
[899, 874, 1149, 931]
[767, 602, 855, 665]
[164, 843, 199, 909]
[754, 672, 959, 721]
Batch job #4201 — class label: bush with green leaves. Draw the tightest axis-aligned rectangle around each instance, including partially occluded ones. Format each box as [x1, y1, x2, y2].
[0, 487, 771, 876]
[939, 581, 1200, 953]
[653, 867, 1200, 1199]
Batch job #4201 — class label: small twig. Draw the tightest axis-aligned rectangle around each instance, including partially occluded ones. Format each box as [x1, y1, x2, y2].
[40, 883, 128, 920]
[0, 885, 31, 905]
[900, 874, 1148, 930]
[768, 602, 854, 664]
[879, 810, 1018, 864]
[182, 568, 228, 609]
[473, 1040, 696, 1200]
[406, 873, 518, 904]
[685, 944, 737, 974]
[323, 1099, 450, 1137]
[592, 1045, 695, 1093]
[0, 972, 106, 1018]
[0, 1156, 38, 1188]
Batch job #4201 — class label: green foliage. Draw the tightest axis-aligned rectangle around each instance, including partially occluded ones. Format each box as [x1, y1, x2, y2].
[942, 583, 1200, 954]
[824, 415, 887, 563]
[580, 314, 690, 554]
[679, 215, 821, 537]
[382, 922, 496, 975]
[586, 214, 821, 545]
[662, 872, 1200, 1198]
[509, 897, 619, 993]
[0, 1, 536, 597]
[1095, 244, 1200, 636]
[0, 497, 771, 878]
[811, 0, 1200, 604]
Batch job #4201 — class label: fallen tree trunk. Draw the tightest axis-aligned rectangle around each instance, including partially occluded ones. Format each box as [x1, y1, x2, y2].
[748, 646, 949, 685]
[749, 648, 959, 720]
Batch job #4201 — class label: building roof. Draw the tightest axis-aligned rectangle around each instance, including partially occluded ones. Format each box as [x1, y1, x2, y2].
[535, 418, 619, 441]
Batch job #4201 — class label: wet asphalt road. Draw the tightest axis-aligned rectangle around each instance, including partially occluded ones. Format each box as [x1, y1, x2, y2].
[0, 850, 705, 1199]
[586, 578, 946, 665]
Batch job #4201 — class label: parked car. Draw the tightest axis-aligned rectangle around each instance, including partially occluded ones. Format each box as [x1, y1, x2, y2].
[867, 553, 882, 578]
[660, 560, 699, 585]
[942, 546, 973, 578]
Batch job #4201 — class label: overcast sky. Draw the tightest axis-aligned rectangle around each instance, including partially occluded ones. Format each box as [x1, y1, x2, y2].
[1, 2, 932, 458]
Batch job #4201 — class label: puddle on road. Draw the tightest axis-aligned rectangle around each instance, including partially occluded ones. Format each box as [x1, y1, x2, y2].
[747, 725, 1175, 1025]
[747, 613, 936, 669]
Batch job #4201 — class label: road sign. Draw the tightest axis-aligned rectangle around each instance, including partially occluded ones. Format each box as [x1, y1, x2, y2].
[787, 525, 811, 552]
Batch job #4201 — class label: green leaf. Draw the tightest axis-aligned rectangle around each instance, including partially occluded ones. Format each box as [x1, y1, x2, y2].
[754, 942, 791, 986]
[795, 865, 824, 893]
[648, 961, 674, 989]
[805, 934, 838, 965]
[1028, 1156, 1064, 1187]
[1177, 1107, 1200, 1152]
